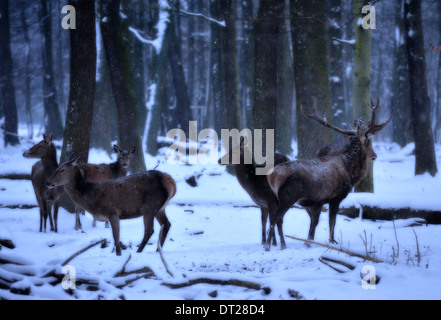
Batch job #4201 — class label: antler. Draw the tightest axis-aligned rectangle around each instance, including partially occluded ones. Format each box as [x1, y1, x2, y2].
[365, 95, 392, 135]
[301, 103, 356, 136]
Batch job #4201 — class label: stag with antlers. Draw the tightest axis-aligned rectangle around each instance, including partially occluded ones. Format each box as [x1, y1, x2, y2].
[265, 97, 391, 251]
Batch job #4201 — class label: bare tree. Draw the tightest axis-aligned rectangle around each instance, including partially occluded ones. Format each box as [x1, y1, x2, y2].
[404, 0, 438, 176]
[291, 0, 333, 160]
[100, 0, 146, 173]
[0, 0, 19, 146]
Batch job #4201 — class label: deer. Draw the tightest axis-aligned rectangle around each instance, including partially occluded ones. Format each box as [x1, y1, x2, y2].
[218, 137, 290, 246]
[46, 154, 176, 256]
[265, 96, 391, 251]
[73, 145, 136, 230]
[23, 134, 64, 233]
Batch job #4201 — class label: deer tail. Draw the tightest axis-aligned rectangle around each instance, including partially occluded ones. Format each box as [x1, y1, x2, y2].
[159, 173, 176, 212]
[267, 166, 292, 199]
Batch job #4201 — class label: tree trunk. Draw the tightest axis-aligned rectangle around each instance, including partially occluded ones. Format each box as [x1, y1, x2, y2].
[391, 0, 412, 148]
[0, 0, 19, 146]
[59, 0, 96, 213]
[219, 0, 241, 130]
[40, 0, 64, 139]
[100, 0, 146, 173]
[208, 0, 225, 134]
[403, 0, 438, 177]
[91, 35, 116, 155]
[146, 17, 171, 156]
[20, 2, 34, 139]
[61, 0, 96, 162]
[291, 0, 333, 160]
[352, 0, 373, 192]
[327, 0, 346, 145]
[253, 0, 287, 153]
[168, 5, 192, 134]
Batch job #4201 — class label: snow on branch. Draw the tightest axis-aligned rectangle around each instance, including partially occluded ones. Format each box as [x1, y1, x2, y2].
[176, 7, 226, 27]
[332, 37, 356, 48]
[129, 2, 170, 54]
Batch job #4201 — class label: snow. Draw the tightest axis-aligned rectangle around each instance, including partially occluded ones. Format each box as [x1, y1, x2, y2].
[1, 131, 441, 300]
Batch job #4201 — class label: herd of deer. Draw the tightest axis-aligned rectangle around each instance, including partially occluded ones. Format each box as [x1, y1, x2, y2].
[22, 98, 390, 256]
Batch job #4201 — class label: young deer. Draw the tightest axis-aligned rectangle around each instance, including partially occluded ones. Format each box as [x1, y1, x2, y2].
[46, 154, 176, 256]
[23, 134, 64, 233]
[218, 137, 289, 246]
[266, 97, 390, 251]
[74, 145, 136, 230]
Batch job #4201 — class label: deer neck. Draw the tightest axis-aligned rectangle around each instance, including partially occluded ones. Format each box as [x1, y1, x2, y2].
[342, 138, 369, 186]
[110, 161, 127, 177]
[41, 146, 59, 172]
[65, 167, 95, 210]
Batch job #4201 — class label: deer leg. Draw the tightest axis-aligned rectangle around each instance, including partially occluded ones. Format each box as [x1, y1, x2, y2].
[108, 214, 121, 256]
[265, 206, 290, 251]
[306, 205, 322, 245]
[155, 209, 171, 251]
[47, 202, 55, 232]
[276, 216, 286, 250]
[74, 206, 82, 231]
[42, 201, 50, 232]
[53, 200, 60, 233]
[260, 207, 275, 245]
[328, 200, 341, 244]
[137, 213, 155, 253]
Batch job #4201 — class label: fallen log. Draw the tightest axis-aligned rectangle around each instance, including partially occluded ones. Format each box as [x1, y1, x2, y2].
[162, 277, 271, 295]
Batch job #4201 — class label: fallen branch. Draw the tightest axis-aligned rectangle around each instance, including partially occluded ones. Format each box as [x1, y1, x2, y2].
[286, 235, 383, 263]
[0, 239, 15, 249]
[42, 239, 105, 278]
[61, 239, 106, 266]
[162, 277, 270, 295]
[319, 258, 345, 274]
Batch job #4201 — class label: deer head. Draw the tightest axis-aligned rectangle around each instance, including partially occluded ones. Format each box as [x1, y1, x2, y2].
[113, 145, 136, 169]
[23, 134, 54, 159]
[301, 96, 391, 161]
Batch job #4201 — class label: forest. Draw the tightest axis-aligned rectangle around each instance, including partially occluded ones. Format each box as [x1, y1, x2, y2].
[1, 0, 440, 178]
[0, 0, 441, 301]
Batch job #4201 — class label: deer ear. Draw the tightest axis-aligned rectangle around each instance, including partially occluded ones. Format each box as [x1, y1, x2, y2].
[113, 145, 122, 154]
[129, 146, 136, 154]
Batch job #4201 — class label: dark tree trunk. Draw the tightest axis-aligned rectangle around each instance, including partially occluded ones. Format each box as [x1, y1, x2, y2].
[391, 0, 412, 147]
[100, 0, 146, 173]
[219, 0, 240, 130]
[0, 0, 19, 146]
[208, 0, 225, 134]
[253, 0, 286, 152]
[291, 0, 333, 160]
[20, 2, 34, 139]
[327, 0, 346, 145]
[61, 0, 96, 162]
[168, 6, 192, 134]
[40, 0, 64, 139]
[403, 0, 438, 176]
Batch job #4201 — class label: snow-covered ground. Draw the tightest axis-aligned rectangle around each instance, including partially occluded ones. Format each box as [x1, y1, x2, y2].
[0, 133, 440, 300]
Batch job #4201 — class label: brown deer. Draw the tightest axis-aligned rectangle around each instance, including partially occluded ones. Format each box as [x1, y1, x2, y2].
[265, 97, 390, 251]
[73, 145, 136, 230]
[23, 134, 64, 233]
[218, 137, 290, 246]
[46, 154, 176, 256]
